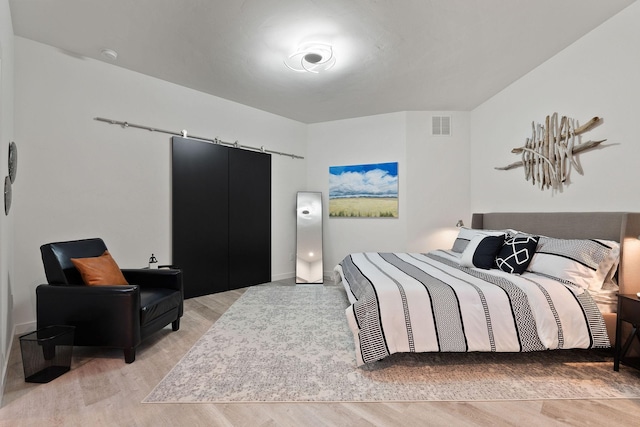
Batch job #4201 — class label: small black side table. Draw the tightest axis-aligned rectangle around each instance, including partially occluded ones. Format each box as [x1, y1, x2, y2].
[614, 294, 640, 371]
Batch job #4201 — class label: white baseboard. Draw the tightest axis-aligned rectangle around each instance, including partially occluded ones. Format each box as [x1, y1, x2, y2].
[0, 343, 4, 405]
[272, 265, 338, 283]
[14, 321, 36, 336]
[271, 272, 295, 281]
[1, 323, 18, 405]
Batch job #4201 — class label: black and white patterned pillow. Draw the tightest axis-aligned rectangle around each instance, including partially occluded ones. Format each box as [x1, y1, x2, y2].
[495, 234, 540, 274]
[526, 237, 619, 290]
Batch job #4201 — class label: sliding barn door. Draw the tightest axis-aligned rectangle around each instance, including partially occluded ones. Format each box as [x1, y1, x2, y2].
[228, 149, 271, 289]
[172, 136, 271, 298]
[172, 137, 229, 298]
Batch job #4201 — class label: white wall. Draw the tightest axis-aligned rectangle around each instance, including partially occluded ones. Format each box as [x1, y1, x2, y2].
[309, 259, 323, 282]
[306, 111, 470, 272]
[295, 258, 322, 283]
[307, 113, 408, 272]
[13, 37, 307, 329]
[470, 2, 640, 213]
[0, 0, 14, 401]
[405, 112, 470, 251]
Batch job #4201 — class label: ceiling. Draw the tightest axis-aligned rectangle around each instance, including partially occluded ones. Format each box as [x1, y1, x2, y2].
[9, 0, 635, 124]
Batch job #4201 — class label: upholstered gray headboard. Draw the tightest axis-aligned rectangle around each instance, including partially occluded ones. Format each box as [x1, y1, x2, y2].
[471, 212, 640, 297]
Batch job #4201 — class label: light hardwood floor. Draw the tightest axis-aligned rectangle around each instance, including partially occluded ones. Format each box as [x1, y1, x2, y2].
[1, 282, 640, 427]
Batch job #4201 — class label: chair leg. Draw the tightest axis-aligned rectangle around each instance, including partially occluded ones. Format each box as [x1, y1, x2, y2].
[124, 348, 136, 363]
[172, 318, 180, 331]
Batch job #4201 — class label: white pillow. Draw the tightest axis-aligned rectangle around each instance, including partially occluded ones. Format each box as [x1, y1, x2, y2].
[526, 237, 620, 291]
[451, 227, 508, 253]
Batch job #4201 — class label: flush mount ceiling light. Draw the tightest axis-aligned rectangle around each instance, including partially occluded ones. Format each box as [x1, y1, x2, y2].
[100, 48, 118, 61]
[284, 43, 336, 73]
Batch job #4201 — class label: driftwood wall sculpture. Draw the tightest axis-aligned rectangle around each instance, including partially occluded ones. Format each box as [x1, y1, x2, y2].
[495, 113, 605, 191]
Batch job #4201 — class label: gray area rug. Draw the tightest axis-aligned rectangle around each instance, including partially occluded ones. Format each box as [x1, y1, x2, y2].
[144, 284, 640, 403]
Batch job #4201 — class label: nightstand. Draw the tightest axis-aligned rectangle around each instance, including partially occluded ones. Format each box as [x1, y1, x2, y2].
[614, 294, 640, 371]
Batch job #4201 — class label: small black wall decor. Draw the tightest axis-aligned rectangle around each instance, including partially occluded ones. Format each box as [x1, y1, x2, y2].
[4, 176, 11, 215]
[8, 141, 17, 183]
[5, 141, 17, 215]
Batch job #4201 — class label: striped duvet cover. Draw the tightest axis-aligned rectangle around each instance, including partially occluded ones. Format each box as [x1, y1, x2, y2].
[335, 251, 610, 366]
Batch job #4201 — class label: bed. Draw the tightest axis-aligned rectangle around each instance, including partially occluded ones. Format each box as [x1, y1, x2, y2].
[334, 212, 640, 366]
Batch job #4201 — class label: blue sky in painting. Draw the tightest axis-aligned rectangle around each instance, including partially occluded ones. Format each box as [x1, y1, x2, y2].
[329, 162, 398, 199]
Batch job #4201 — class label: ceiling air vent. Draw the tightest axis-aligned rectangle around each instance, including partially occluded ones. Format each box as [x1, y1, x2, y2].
[432, 116, 451, 136]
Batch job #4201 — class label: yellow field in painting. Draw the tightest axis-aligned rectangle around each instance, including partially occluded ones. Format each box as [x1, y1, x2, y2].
[329, 197, 398, 218]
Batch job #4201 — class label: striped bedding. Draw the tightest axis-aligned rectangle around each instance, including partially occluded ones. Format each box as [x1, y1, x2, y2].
[334, 250, 610, 366]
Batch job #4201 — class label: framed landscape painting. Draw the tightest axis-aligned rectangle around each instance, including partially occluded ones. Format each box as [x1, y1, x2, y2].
[329, 162, 398, 218]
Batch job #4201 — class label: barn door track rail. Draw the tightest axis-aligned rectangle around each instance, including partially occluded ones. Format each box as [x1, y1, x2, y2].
[94, 117, 304, 159]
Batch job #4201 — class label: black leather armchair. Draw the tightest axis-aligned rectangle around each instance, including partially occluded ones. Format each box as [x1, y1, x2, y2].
[37, 238, 183, 363]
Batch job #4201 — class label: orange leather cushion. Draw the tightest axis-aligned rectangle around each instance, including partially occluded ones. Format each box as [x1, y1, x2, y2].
[71, 250, 129, 286]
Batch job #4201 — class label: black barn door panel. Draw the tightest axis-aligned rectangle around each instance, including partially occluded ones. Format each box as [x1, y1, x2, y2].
[229, 149, 271, 290]
[172, 136, 271, 297]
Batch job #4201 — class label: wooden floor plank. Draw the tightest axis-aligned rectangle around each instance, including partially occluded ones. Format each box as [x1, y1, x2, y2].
[1, 282, 640, 426]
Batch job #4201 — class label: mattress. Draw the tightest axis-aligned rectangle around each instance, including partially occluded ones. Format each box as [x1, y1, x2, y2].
[335, 250, 610, 366]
